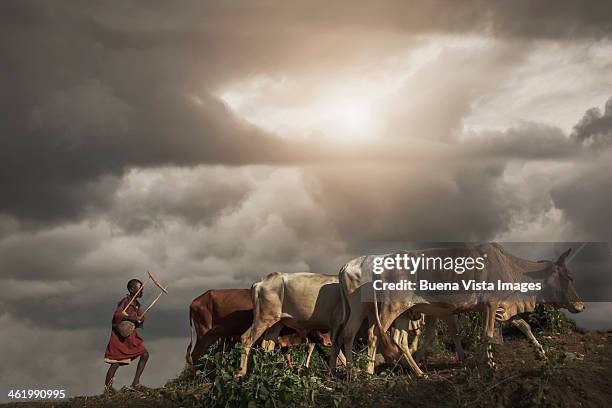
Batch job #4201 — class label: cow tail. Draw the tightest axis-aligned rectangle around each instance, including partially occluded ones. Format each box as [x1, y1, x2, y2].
[248, 281, 261, 343]
[371, 281, 384, 332]
[333, 264, 350, 347]
[186, 307, 195, 365]
[371, 280, 396, 354]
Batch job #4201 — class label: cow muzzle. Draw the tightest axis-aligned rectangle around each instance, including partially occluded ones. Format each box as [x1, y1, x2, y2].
[569, 301, 585, 313]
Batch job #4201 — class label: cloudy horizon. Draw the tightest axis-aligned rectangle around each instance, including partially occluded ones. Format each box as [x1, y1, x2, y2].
[1, 1, 612, 401]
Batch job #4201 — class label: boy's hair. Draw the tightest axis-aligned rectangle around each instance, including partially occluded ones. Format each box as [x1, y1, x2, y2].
[127, 279, 143, 293]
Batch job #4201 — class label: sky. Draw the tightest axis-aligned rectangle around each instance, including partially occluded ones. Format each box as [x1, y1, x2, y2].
[1, 0, 612, 400]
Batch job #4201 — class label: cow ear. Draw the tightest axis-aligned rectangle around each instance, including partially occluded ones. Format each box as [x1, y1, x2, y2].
[524, 268, 550, 280]
[555, 248, 572, 265]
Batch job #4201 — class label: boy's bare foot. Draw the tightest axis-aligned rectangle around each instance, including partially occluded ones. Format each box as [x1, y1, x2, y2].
[126, 383, 149, 392]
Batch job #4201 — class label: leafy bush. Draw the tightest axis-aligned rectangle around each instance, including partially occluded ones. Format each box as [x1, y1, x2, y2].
[526, 304, 577, 334]
[168, 345, 333, 407]
[431, 305, 577, 354]
[457, 312, 485, 351]
[427, 312, 484, 353]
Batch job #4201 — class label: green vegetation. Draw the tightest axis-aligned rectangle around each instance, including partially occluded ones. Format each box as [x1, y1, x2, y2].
[527, 304, 577, 334]
[164, 344, 409, 408]
[155, 308, 579, 407]
[427, 306, 576, 356]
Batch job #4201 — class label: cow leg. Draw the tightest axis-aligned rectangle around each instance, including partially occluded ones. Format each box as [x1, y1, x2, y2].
[261, 323, 283, 352]
[482, 304, 497, 368]
[328, 324, 340, 374]
[399, 329, 409, 354]
[388, 324, 410, 366]
[444, 315, 465, 362]
[190, 332, 220, 365]
[414, 315, 437, 363]
[378, 303, 412, 364]
[379, 306, 425, 377]
[327, 321, 348, 373]
[343, 329, 357, 380]
[390, 327, 404, 353]
[336, 349, 347, 367]
[328, 339, 340, 375]
[328, 346, 348, 369]
[236, 320, 277, 378]
[409, 329, 421, 354]
[392, 311, 421, 355]
[304, 342, 316, 368]
[338, 305, 364, 379]
[371, 305, 406, 373]
[512, 318, 546, 359]
[224, 337, 238, 352]
[328, 334, 341, 375]
[366, 320, 378, 375]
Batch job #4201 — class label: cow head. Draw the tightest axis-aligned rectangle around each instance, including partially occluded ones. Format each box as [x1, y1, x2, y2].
[547, 248, 585, 314]
[312, 331, 332, 347]
[375, 326, 402, 363]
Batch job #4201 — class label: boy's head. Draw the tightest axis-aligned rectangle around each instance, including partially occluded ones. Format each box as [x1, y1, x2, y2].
[127, 279, 143, 298]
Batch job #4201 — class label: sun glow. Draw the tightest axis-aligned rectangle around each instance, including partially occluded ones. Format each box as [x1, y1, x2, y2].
[218, 76, 384, 143]
[320, 99, 377, 141]
[334, 101, 371, 128]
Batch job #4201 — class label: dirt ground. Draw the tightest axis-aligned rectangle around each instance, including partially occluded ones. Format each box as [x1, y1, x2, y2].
[3, 330, 611, 408]
[359, 330, 612, 408]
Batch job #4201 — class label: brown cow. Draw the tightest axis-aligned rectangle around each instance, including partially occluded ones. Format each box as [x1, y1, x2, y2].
[186, 289, 252, 365]
[186, 288, 333, 366]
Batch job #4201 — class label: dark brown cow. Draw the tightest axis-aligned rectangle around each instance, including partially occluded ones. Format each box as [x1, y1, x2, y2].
[186, 288, 333, 365]
[186, 289, 253, 365]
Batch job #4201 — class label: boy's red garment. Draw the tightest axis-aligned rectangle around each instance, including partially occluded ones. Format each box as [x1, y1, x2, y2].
[104, 295, 147, 365]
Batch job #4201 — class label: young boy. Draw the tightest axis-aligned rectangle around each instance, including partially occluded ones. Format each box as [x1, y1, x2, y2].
[104, 279, 149, 393]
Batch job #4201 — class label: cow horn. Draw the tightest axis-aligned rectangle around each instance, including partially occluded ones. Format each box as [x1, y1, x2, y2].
[556, 248, 572, 265]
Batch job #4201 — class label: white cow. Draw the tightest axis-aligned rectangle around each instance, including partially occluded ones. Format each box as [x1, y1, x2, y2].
[332, 243, 584, 377]
[236, 272, 347, 377]
[331, 260, 429, 376]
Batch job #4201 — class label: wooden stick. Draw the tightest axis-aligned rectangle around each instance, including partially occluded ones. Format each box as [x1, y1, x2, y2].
[142, 285, 168, 316]
[148, 270, 168, 293]
[121, 274, 150, 315]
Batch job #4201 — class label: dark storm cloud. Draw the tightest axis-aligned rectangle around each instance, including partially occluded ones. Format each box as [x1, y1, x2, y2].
[53, 1, 612, 41]
[571, 96, 612, 148]
[0, 3, 318, 225]
[2, 286, 187, 339]
[551, 151, 612, 241]
[467, 123, 576, 159]
[305, 160, 513, 247]
[108, 167, 257, 233]
[549, 98, 612, 241]
[0, 78, 305, 223]
[0, 223, 101, 281]
[2, 0, 612, 226]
